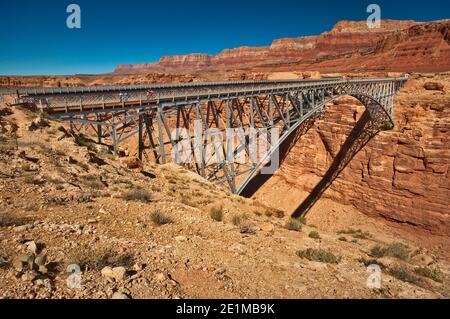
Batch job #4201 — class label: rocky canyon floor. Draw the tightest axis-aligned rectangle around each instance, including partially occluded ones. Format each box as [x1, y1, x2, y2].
[0, 77, 449, 299]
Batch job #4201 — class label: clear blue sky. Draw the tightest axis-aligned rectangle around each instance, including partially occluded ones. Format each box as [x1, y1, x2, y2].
[0, 0, 448, 75]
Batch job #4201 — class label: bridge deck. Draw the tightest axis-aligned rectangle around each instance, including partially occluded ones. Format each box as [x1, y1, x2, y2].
[3, 77, 408, 116]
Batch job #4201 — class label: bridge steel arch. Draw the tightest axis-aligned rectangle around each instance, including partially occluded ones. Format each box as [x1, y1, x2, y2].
[12, 77, 407, 216]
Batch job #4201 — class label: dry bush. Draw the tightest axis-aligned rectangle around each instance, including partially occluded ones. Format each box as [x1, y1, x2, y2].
[285, 219, 302, 232]
[414, 267, 444, 283]
[66, 246, 133, 271]
[0, 212, 32, 227]
[309, 231, 321, 239]
[297, 248, 341, 264]
[121, 188, 153, 203]
[210, 206, 224, 222]
[150, 210, 173, 226]
[232, 213, 248, 226]
[388, 266, 422, 285]
[338, 228, 373, 240]
[370, 242, 410, 261]
[80, 175, 105, 189]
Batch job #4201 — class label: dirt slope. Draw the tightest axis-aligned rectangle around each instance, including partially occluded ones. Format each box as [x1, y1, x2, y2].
[0, 105, 449, 299]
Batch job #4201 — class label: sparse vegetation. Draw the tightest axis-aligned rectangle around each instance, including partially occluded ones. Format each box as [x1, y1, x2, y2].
[414, 267, 444, 283]
[66, 246, 134, 271]
[181, 197, 198, 208]
[210, 206, 224, 222]
[74, 134, 97, 152]
[285, 218, 302, 232]
[338, 228, 373, 240]
[338, 236, 348, 242]
[369, 242, 410, 261]
[264, 210, 273, 217]
[297, 248, 342, 264]
[0, 212, 32, 227]
[80, 175, 105, 189]
[150, 210, 173, 226]
[232, 213, 248, 226]
[388, 266, 422, 285]
[297, 216, 307, 225]
[309, 231, 321, 239]
[121, 188, 153, 203]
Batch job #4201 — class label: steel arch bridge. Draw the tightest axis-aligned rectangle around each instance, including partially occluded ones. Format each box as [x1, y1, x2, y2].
[9, 76, 407, 216]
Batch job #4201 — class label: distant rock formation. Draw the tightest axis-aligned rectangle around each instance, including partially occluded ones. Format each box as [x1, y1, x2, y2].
[113, 19, 450, 75]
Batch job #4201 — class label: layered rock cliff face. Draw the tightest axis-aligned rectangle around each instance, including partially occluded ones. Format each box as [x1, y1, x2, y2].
[254, 74, 450, 236]
[113, 19, 450, 75]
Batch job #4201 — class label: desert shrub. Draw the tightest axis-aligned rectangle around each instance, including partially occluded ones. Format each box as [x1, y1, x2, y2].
[357, 257, 379, 267]
[285, 219, 302, 232]
[150, 210, 173, 226]
[297, 248, 341, 264]
[338, 236, 348, 242]
[232, 213, 248, 226]
[210, 206, 224, 222]
[309, 231, 321, 239]
[80, 175, 105, 189]
[0, 212, 32, 227]
[121, 188, 153, 203]
[414, 267, 444, 283]
[66, 246, 134, 272]
[181, 197, 198, 208]
[370, 242, 410, 261]
[74, 134, 96, 152]
[297, 216, 307, 225]
[264, 210, 273, 217]
[338, 228, 373, 240]
[388, 266, 421, 284]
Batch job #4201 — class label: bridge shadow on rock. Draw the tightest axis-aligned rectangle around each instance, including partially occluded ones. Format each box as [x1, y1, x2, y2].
[240, 115, 319, 198]
[291, 109, 382, 218]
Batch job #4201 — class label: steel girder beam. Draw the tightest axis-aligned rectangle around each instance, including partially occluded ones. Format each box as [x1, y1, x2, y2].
[39, 78, 406, 197]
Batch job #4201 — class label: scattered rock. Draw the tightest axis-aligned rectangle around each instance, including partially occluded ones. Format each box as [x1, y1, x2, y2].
[120, 157, 143, 170]
[27, 117, 50, 131]
[174, 236, 187, 242]
[154, 273, 166, 282]
[273, 210, 285, 219]
[13, 225, 32, 232]
[411, 253, 434, 266]
[111, 291, 130, 299]
[87, 218, 98, 224]
[21, 271, 38, 282]
[0, 257, 7, 268]
[24, 241, 38, 254]
[132, 263, 146, 272]
[87, 152, 107, 166]
[259, 223, 275, 232]
[101, 266, 127, 281]
[423, 82, 444, 91]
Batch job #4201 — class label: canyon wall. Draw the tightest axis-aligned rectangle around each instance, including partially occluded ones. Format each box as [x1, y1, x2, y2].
[113, 19, 450, 75]
[255, 74, 450, 236]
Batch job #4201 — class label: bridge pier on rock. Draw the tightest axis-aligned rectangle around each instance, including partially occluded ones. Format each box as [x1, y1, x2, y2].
[12, 77, 407, 217]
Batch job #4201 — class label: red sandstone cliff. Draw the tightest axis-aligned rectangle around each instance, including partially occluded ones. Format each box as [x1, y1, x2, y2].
[254, 73, 450, 236]
[113, 19, 450, 75]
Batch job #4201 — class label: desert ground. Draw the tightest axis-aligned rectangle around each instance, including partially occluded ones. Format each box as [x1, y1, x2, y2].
[0, 73, 449, 299]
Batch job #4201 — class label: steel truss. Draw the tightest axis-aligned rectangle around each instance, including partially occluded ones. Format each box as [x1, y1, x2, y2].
[18, 78, 407, 196]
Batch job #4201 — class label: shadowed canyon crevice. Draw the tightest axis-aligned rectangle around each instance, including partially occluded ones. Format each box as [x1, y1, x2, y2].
[252, 74, 450, 236]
